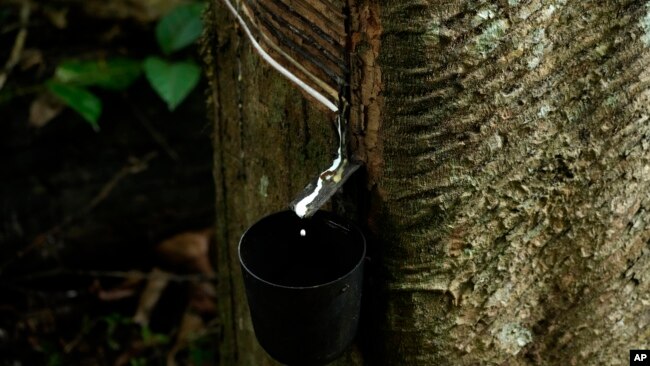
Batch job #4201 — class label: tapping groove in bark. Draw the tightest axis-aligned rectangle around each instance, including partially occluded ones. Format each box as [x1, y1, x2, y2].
[207, 0, 650, 365]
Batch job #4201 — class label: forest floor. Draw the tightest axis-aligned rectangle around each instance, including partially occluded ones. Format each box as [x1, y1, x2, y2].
[0, 1, 218, 365]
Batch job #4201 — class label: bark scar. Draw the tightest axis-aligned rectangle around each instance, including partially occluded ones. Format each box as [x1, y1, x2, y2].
[349, 0, 383, 188]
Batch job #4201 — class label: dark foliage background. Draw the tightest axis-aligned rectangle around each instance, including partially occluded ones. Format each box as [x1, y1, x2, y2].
[0, 1, 217, 365]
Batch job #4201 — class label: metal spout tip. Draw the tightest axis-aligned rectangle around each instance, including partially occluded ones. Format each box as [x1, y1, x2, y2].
[290, 161, 361, 218]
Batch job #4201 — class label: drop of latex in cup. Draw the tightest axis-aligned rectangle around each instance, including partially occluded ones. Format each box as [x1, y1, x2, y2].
[300, 229, 306, 237]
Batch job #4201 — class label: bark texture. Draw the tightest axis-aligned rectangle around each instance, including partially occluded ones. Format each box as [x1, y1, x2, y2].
[369, 1, 650, 364]
[208, 0, 650, 365]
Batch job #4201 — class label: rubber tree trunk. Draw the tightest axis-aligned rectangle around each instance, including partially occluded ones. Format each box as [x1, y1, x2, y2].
[205, 0, 650, 364]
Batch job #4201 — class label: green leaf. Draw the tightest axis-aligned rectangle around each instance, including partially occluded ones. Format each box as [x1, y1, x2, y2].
[140, 325, 170, 345]
[143, 57, 201, 111]
[46, 81, 102, 130]
[129, 358, 147, 366]
[54, 58, 142, 91]
[156, 3, 205, 54]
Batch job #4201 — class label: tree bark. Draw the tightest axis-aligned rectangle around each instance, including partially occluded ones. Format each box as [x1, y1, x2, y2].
[207, 0, 650, 365]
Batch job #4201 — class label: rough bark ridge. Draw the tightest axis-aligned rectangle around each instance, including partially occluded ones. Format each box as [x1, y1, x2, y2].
[373, 0, 650, 364]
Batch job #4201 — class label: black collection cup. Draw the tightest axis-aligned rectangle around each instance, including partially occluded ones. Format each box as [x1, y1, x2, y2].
[239, 210, 366, 365]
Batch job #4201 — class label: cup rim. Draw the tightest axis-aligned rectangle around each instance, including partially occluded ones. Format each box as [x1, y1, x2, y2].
[238, 210, 366, 290]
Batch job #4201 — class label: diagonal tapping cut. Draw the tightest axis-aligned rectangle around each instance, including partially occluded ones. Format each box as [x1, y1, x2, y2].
[221, 0, 360, 217]
[221, 0, 345, 111]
